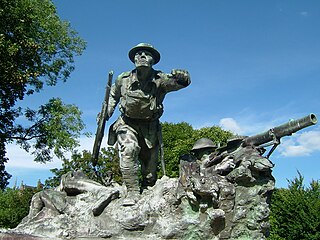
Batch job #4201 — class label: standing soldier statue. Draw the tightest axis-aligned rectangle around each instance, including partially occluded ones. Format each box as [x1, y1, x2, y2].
[105, 43, 191, 205]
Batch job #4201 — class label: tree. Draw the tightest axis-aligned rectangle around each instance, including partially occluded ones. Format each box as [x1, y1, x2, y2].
[0, 187, 41, 228]
[14, 98, 86, 162]
[161, 122, 233, 178]
[269, 172, 320, 240]
[0, 0, 86, 188]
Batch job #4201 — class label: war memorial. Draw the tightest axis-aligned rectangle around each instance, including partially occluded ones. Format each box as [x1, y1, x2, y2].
[1, 43, 318, 239]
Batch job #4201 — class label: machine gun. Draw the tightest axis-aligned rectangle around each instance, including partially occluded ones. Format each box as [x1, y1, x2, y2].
[206, 114, 318, 167]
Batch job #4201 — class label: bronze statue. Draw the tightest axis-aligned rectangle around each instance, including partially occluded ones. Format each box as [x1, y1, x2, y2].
[20, 170, 120, 225]
[177, 113, 317, 239]
[105, 43, 191, 205]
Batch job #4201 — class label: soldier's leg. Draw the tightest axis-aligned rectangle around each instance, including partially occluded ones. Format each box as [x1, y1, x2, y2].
[140, 142, 159, 189]
[117, 127, 141, 196]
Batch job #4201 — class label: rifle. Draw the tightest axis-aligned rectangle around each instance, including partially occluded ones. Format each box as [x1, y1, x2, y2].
[92, 71, 113, 167]
[206, 113, 317, 167]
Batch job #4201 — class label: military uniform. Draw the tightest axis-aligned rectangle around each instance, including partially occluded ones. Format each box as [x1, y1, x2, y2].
[107, 66, 190, 194]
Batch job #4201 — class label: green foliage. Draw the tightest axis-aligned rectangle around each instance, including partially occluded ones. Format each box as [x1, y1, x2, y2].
[0, 0, 86, 189]
[269, 172, 320, 240]
[0, 0, 86, 100]
[161, 122, 233, 178]
[16, 98, 86, 163]
[45, 147, 121, 188]
[0, 187, 40, 228]
[161, 122, 194, 177]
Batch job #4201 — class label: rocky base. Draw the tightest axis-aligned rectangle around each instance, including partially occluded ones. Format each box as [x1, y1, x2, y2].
[0, 232, 43, 240]
[7, 145, 274, 240]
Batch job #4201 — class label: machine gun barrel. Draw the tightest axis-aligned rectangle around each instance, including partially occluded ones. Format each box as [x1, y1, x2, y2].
[243, 113, 317, 147]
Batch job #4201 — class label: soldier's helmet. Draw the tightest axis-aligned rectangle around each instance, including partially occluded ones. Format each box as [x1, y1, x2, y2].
[129, 43, 161, 65]
[191, 138, 217, 152]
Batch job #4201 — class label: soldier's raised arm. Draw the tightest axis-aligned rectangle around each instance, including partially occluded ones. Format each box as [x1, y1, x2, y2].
[158, 69, 191, 93]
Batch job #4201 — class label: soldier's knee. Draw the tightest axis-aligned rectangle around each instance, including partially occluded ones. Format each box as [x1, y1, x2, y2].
[121, 140, 140, 158]
[119, 140, 140, 170]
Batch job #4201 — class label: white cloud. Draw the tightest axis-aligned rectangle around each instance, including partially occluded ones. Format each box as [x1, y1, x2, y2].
[6, 136, 96, 169]
[217, 113, 280, 137]
[280, 145, 311, 157]
[78, 136, 96, 152]
[297, 131, 320, 149]
[217, 116, 320, 158]
[6, 144, 62, 169]
[218, 116, 273, 136]
[278, 130, 320, 157]
[219, 118, 244, 135]
[300, 11, 309, 17]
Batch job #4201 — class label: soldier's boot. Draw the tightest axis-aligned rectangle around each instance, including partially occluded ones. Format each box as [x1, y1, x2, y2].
[118, 137, 141, 206]
[122, 170, 141, 206]
[141, 149, 158, 191]
[141, 172, 157, 191]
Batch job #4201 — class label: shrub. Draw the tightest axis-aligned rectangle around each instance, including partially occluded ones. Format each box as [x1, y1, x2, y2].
[0, 187, 39, 228]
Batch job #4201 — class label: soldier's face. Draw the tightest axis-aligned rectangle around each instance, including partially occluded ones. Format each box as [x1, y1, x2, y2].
[134, 50, 154, 68]
[194, 148, 214, 161]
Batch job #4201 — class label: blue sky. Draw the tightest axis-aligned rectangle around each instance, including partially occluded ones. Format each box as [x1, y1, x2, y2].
[6, 0, 320, 188]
